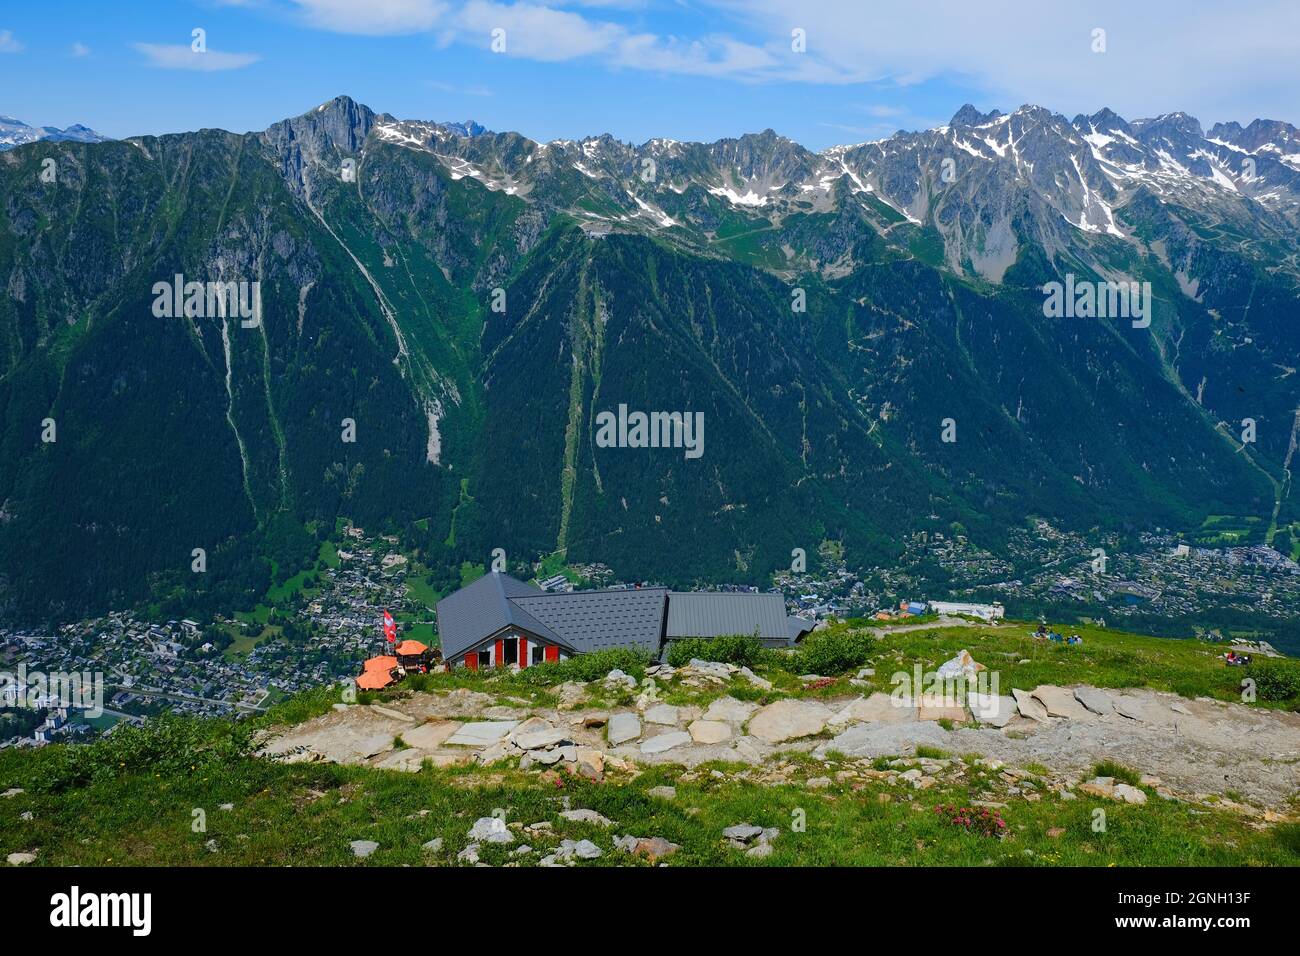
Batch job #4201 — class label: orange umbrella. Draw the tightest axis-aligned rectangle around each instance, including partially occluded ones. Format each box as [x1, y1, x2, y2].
[362, 655, 398, 672]
[356, 670, 395, 690]
[394, 640, 428, 656]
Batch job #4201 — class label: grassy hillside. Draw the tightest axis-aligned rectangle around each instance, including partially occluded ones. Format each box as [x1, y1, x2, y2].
[2, 620, 1297, 867]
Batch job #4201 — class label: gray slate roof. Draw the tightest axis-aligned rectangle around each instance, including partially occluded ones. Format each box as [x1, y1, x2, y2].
[436, 572, 570, 660]
[511, 588, 668, 655]
[665, 591, 795, 644]
[787, 616, 815, 642]
[437, 575, 804, 659]
[436, 572, 667, 659]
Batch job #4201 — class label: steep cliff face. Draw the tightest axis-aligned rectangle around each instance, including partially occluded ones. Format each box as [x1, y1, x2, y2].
[0, 96, 1295, 621]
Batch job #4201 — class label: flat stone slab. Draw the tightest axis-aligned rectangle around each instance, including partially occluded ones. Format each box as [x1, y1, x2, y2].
[968, 693, 1018, 728]
[1031, 685, 1092, 720]
[917, 701, 969, 722]
[607, 712, 642, 745]
[1114, 696, 1146, 721]
[372, 749, 437, 772]
[1011, 688, 1050, 723]
[747, 699, 833, 744]
[702, 696, 760, 723]
[644, 704, 680, 725]
[828, 692, 916, 726]
[513, 727, 567, 751]
[1074, 686, 1114, 716]
[400, 721, 461, 750]
[814, 720, 952, 760]
[445, 720, 519, 747]
[369, 705, 415, 723]
[688, 719, 733, 744]
[640, 731, 692, 754]
[270, 727, 397, 764]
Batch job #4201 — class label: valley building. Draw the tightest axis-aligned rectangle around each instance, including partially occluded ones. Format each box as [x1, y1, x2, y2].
[928, 600, 1005, 622]
[436, 572, 814, 669]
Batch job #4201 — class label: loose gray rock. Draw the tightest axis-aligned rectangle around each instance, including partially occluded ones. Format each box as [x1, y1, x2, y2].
[723, 824, 764, 844]
[469, 817, 515, 844]
[422, 838, 444, 853]
[604, 669, 638, 689]
[559, 808, 614, 827]
[614, 834, 681, 861]
[458, 844, 481, 864]
[1113, 783, 1148, 804]
[350, 840, 379, 859]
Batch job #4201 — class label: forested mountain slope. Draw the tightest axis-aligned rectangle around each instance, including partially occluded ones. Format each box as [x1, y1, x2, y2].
[0, 96, 1295, 622]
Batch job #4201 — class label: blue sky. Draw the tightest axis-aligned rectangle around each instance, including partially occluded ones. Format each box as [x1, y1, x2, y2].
[3, 1, 1299, 150]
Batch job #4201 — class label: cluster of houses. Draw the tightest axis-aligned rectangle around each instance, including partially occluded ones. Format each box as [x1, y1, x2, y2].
[874, 600, 1006, 623]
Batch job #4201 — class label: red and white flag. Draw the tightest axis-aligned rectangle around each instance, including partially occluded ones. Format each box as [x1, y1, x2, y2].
[383, 610, 397, 643]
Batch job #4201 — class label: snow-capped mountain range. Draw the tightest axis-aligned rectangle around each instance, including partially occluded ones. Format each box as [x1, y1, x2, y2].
[0, 114, 106, 150]
[338, 98, 1300, 282]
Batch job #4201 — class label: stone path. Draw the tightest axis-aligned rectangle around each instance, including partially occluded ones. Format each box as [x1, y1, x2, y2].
[260, 680, 1300, 808]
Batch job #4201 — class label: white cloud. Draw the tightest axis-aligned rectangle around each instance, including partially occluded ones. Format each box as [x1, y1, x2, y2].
[133, 43, 262, 71]
[290, 0, 449, 35]
[704, 0, 1300, 122]
[456, 1, 620, 60]
[449, 3, 779, 76]
[70, 41, 91, 57]
[613, 33, 777, 77]
[0, 30, 23, 53]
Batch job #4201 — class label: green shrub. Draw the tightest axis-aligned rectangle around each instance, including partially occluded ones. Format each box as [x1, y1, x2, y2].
[785, 629, 876, 675]
[512, 648, 651, 687]
[665, 634, 765, 668]
[36, 714, 254, 793]
[1247, 660, 1300, 702]
[1091, 760, 1140, 786]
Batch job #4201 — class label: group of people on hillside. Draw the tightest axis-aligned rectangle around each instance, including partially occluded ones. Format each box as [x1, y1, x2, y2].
[1034, 623, 1083, 645]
